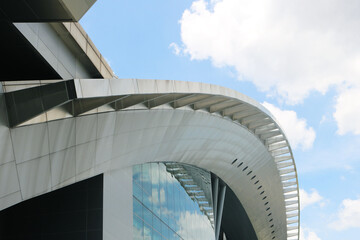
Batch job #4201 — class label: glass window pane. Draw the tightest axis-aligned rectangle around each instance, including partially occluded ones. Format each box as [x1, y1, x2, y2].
[141, 164, 152, 198]
[151, 163, 160, 217]
[133, 197, 143, 220]
[143, 223, 152, 240]
[133, 214, 144, 240]
[143, 206, 152, 227]
[133, 163, 215, 240]
[152, 229, 162, 240]
[133, 181, 143, 202]
[133, 164, 141, 184]
[153, 215, 161, 234]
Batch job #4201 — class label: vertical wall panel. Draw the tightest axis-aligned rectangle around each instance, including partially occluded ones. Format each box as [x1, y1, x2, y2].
[103, 167, 133, 240]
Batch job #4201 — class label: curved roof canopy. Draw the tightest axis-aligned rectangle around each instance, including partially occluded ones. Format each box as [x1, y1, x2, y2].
[4, 78, 300, 239]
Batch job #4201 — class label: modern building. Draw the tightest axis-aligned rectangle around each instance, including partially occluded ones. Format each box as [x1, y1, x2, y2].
[0, 1, 299, 239]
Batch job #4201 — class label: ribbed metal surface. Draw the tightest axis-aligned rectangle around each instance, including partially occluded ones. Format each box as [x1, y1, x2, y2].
[4, 78, 299, 239]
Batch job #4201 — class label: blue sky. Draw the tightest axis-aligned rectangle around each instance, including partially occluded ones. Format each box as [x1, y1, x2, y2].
[81, 1, 360, 239]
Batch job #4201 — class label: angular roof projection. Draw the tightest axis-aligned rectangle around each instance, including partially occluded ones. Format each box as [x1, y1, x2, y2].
[0, 1, 299, 240]
[0, 0, 96, 22]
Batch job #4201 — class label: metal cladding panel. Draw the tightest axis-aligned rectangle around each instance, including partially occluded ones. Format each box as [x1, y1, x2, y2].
[0, 20, 61, 81]
[1, 110, 286, 239]
[0, 79, 299, 240]
[13, 22, 102, 80]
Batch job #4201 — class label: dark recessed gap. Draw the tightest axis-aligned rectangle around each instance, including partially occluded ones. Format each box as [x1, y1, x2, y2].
[242, 166, 248, 171]
[218, 177, 258, 239]
[251, 175, 256, 180]
[270, 224, 274, 228]
[231, 159, 238, 164]
[0, 174, 103, 239]
[269, 219, 273, 222]
[271, 231, 275, 234]
[264, 202, 269, 205]
[257, 185, 262, 190]
[247, 171, 252, 176]
[272, 237, 275, 239]
[262, 196, 267, 200]
[260, 191, 265, 195]
[266, 207, 270, 211]
[268, 213, 272, 217]
[237, 162, 243, 168]
[254, 180, 259, 185]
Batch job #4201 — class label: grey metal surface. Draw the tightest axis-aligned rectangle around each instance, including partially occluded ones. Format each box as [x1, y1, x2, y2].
[215, 180, 226, 240]
[5, 81, 76, 127]
[0, 109, 285, 239]
[212, 177, 219, 234]
[14, 22, 103, 80]
[103, 167, 133, 240]
[0, 1, 103, 81]
[0, 79, 299, 240]
[62, 22, 115, 79]
[0, 21, 61, 81]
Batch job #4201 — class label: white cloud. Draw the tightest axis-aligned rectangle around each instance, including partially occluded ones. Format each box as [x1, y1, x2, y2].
[300, 227, 322, 240]
[262, 102, 316, 150]
[329, 197, 360, 230]
[299, 188, 323, 210]
[179, 0, 360, 104]
[177, 211, 215, 240]
[169, 42, 182, 55]
[333, 87, 360, 135]
[160, 188, 165, 203]
[319, 115, 327, 125]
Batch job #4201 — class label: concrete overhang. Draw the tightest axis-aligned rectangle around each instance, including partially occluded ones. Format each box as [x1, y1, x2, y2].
[0, 0, 97, 22]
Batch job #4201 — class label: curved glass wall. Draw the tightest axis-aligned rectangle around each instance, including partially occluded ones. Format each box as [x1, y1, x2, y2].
[132, 162, 215, 240]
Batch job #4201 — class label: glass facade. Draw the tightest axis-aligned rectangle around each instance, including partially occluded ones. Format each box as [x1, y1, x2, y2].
[132, 163, 215, 240]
